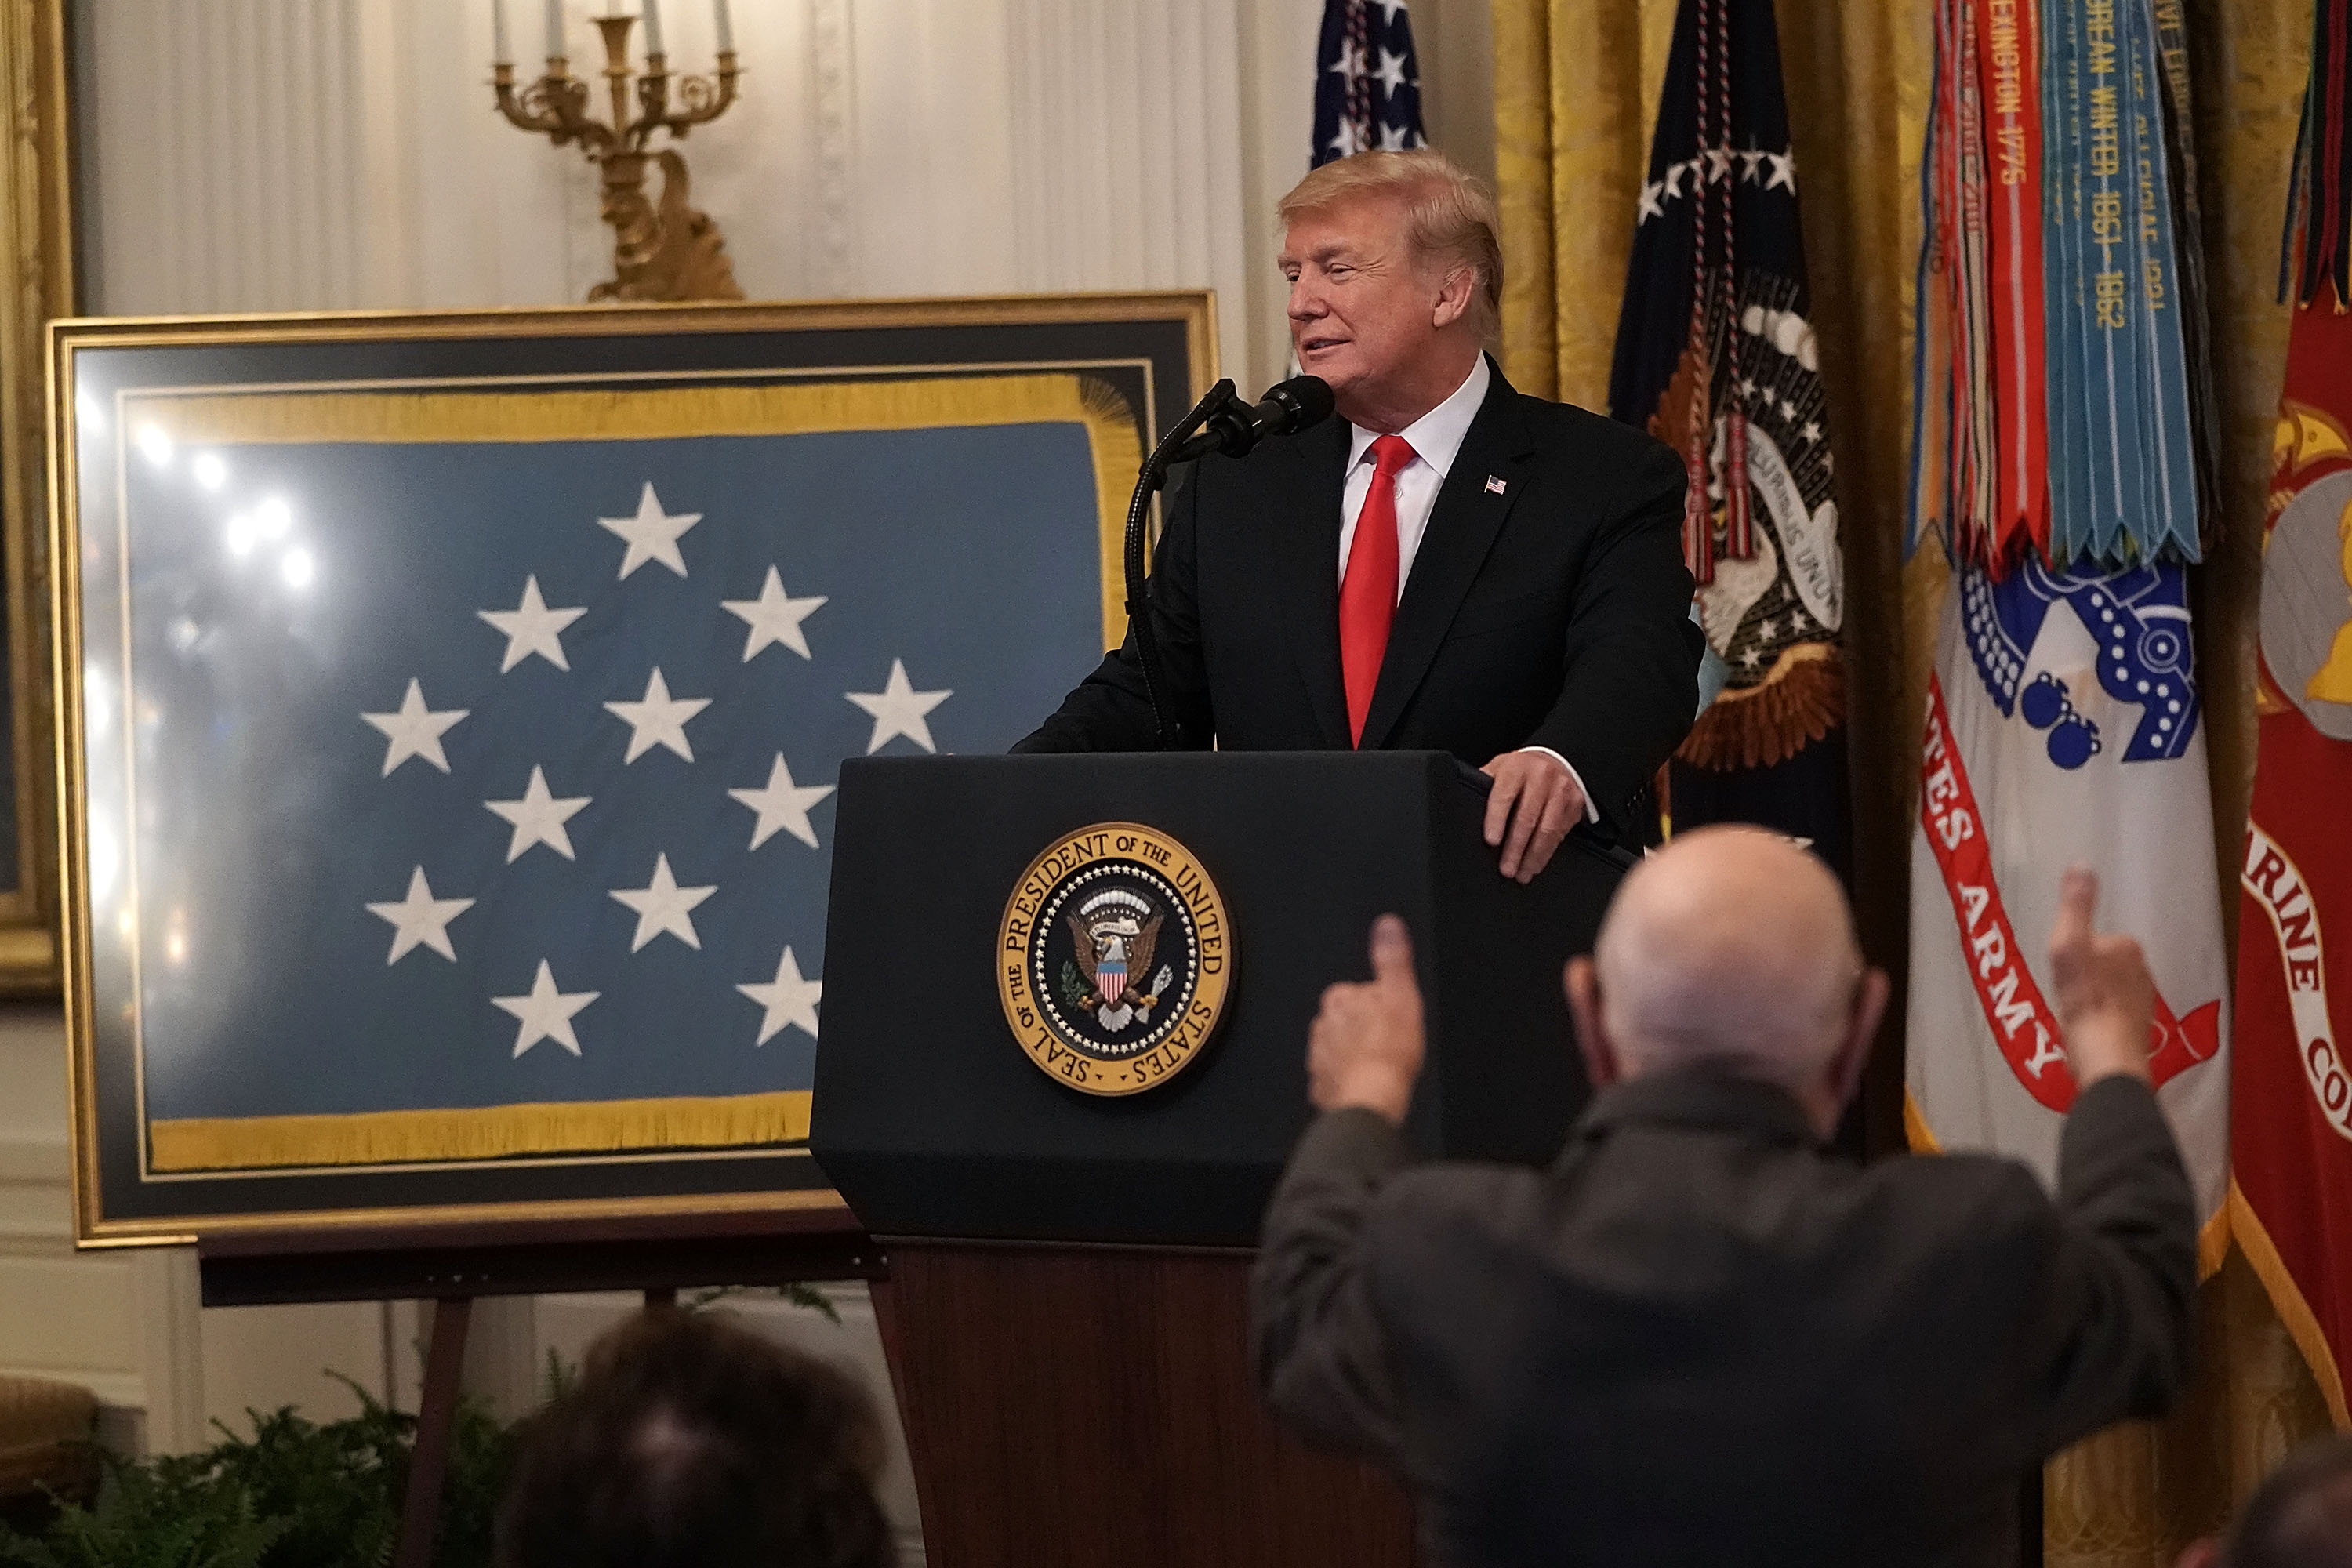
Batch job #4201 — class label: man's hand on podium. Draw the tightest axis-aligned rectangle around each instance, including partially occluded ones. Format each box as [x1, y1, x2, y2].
[1481, 750, 1586, 883]
[1308, 915, 1426, 1126]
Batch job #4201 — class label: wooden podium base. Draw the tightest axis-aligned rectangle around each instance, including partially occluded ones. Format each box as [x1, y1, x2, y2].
[872, 1242, 1416, 1568]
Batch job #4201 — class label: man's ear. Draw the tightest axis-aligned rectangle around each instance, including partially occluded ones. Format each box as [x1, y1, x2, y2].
[1429, 264, 1475, 331]
[1565, 956, 1624, 1089]
[1824, 968, 1891, 1113]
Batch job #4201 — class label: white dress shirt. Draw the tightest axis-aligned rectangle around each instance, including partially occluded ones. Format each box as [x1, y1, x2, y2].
[1338, 353, 1598, 822]
[1338, 353, 1492, 594]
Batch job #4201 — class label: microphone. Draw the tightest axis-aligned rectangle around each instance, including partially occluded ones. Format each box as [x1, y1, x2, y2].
[1116, 374, 1336, 749]
[1165, 376, 1335, 464]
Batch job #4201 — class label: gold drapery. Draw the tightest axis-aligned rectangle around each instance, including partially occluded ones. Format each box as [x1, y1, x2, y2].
[1493, 0, 2337, 1559]
[1494, 0, 1937, 1156]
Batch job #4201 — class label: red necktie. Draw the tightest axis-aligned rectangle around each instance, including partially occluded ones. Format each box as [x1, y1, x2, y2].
[1339, 434, 1415, 746]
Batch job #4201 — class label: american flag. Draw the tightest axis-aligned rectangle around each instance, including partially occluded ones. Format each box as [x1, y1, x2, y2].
[1312, 0, 1425, 165]
[122, 399, 1105, 1166]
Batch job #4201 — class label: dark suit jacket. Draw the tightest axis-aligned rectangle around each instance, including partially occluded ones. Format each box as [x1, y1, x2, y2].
[1013, 359, 1704, 843]
[1250, 1069, 2198, 1568]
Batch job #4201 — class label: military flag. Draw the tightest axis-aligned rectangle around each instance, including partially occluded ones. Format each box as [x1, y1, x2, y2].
[2228, 0, 2352, 1429]
[1906, 556, 2230, 1255]
[1911, 0, 2214, 572]
[1312, 0, 1426, 166]
[1904, 0, 2230, 1272]
[1606, 0, 1849, 869]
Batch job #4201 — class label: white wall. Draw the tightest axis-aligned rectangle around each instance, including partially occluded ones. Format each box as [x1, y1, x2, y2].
[0, 1005, 392, 1454]
[24, 0, 1495, 1543]
[0, 1007, 178, 1436]
[78, 0, 1494, 394]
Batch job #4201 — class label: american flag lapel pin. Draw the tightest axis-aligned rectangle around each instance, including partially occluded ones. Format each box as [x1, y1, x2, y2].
[1484, 474, 1508, 495]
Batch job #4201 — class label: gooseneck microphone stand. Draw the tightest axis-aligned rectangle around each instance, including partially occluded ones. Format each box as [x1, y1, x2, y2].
[1123, 379, 1237, 751]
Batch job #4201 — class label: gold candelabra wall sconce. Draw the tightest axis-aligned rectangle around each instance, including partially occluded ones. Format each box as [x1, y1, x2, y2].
[490, 2, 745, 303]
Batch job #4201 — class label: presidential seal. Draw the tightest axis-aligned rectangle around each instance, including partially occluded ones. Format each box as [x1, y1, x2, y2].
[996, 822, 1233, 1096]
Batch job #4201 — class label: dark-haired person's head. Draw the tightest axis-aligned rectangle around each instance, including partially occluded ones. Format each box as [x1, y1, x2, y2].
[2178, 1436, 2352, 1568]
[495, 1307, 893, 1568]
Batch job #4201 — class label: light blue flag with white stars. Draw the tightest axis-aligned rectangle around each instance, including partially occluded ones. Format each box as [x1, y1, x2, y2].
[122, 377, 1121, 1172]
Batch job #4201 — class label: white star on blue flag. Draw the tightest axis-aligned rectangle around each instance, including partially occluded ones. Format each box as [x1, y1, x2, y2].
[1312, 0, 1425, 169]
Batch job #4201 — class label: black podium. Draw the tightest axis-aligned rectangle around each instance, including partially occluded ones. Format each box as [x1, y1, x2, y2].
[811, 752, 1629, 1568]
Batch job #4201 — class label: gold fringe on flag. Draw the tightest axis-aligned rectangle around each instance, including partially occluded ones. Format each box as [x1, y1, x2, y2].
[1674, 642, 1846, 771]
[2229, 1178, 2352, 1427]
[147, 1089, 813, 1173]
[129, 372, 1143, 649]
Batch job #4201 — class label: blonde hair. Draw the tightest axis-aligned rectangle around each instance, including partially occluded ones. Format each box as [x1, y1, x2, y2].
[1277, 149, 1504, 341]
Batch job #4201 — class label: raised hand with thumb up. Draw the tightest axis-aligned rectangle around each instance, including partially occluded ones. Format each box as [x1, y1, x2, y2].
[1307, 914, 1427, 1124]
[2046, 866, 2156, 1087]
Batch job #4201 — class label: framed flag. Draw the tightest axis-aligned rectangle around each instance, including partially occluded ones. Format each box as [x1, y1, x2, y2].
[52, 293, 1211, 1246]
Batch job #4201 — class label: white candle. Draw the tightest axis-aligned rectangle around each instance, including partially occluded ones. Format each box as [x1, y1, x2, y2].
[641, 0, 664, 56]
[713, 0, 732, 53]
[543, 0, 563, 58]
[492, 0, 510, 64]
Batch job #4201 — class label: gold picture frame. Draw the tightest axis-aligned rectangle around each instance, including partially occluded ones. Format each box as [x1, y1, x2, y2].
[0, 0, 73, 991]
[49, 292, 1214, 1247]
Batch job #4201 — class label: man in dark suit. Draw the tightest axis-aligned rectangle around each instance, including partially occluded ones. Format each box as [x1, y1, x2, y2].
[1015, 150, 1703, 873]
[1251, 828, 2198, 1567]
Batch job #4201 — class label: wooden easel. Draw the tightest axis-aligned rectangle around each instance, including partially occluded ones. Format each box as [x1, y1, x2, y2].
[198, 1209, 877, 1568]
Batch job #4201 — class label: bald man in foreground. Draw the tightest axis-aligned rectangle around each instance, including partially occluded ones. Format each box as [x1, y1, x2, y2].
[1251, 827, 2198, 1568]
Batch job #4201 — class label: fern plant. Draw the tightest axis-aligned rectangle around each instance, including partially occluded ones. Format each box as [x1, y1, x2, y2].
[0, 1287, 830, 1567]
[0, 1377, 510, 1568]
[0, 1456, 291, 1568]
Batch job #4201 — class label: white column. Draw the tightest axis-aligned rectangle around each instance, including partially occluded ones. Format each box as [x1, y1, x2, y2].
[1001, 0, 1251, 384]
[1238, 0, 1325, 393]
[83, 0, 381, 314]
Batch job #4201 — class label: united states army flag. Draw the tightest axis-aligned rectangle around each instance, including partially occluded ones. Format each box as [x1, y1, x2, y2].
[1907, 557, 2230, 1270]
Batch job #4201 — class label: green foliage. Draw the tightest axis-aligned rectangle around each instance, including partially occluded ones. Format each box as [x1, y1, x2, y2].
[0, 1376, 511, 1568]
[0, 1287, 851, 1566]
[685, 1282, 844, 1325]
[0, 1457, 290, 1568]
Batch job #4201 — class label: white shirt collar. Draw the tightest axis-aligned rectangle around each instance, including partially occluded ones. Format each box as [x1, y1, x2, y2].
[1345, 353, 1491, 477]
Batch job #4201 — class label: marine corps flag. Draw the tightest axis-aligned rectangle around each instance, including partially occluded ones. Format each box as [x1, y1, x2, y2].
[2229, 0, 2352, 1429]
[1606, 0, 1849, 869]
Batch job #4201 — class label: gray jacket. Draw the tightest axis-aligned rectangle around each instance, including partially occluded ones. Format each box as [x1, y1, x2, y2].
[1250, 1067, 2198, 1567]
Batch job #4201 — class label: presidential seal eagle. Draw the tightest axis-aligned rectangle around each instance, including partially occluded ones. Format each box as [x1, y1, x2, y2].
[1067, 892, 1171, 1033]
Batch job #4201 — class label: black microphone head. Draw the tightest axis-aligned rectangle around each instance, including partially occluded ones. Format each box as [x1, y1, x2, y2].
[1261, 376, 1335, 435]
